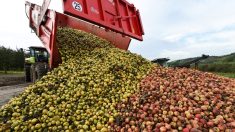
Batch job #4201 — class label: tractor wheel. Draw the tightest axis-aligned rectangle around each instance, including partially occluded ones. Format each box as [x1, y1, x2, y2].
[31, 63, 48, 83]
[25, 64, 31, 82]
[30, 65, 36, 83]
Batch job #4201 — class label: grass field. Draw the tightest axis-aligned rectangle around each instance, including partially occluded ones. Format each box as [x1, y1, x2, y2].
[214, 72, 235, 79]
[0, 71, 24, 75]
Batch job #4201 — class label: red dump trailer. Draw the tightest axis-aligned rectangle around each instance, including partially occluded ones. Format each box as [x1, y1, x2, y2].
[25, 0, 144, 82]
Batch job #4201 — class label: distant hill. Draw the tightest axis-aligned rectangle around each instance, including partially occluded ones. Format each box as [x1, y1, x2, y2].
[168, 53, 235, 73]
[200, 53, 235, 64]
[168, 54, 209, 68]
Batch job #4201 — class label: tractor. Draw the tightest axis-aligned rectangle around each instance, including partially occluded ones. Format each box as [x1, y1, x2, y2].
[24, 46, 49, 82]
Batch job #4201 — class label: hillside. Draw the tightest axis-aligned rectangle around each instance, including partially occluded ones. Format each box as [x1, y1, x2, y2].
[199, 53, 235, 64]
[168, 53, 235, 78]
[168, 55, 209, 68]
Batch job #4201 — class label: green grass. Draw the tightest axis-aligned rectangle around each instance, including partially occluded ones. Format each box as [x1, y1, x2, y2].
[199, 63, 235, 73]
[0, 70, 24, 75]
[214, 72, 235, 79]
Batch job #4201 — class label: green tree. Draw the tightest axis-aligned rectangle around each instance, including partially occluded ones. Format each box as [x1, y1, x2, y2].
[0, 46, 25, 73]
[0, 46, 13, 73]
[12, 48, 24, 70]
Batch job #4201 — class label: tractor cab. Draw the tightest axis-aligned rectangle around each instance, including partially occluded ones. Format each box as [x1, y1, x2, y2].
[25, 46, 49, 82]
[25, 47, 49, 64]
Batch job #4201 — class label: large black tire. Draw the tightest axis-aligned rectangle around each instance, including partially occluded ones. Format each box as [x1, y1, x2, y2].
[31, 63, 48, 83]
[25, 64, 31, 82]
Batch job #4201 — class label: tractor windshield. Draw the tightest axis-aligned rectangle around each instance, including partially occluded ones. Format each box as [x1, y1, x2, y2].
[30, 48, 49, 62]
[36, 50, 48, 62]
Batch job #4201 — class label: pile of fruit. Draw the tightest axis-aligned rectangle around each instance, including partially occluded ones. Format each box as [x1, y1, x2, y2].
[0, 28, 153, 131]
[0, 27, 234, 131]
[112, 67, 235, 131]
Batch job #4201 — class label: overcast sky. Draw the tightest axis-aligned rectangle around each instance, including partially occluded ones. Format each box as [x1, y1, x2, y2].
[0, 0, 235, 61]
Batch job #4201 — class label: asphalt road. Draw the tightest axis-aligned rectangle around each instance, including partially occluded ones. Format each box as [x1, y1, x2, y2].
[0, 83, 31, 107]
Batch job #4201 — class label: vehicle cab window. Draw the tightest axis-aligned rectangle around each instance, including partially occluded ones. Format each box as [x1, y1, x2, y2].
[35, 50, 48, 62]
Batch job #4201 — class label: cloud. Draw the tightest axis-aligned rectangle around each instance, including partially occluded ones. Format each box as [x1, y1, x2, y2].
[128, 0, 235, 60]
[158, 50, 191, 60]
[0, 0, 235, 61]
[0, 32, 42, 49]
[158, 28, 235, 61]
[162, 33, 185, 43]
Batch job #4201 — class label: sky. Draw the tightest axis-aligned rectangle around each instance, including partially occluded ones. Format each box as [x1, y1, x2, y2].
[0, 0, 235, 61]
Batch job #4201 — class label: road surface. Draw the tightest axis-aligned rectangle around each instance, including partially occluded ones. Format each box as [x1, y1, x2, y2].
[0, 74, 25, 87]
[0, 83, 31, 107]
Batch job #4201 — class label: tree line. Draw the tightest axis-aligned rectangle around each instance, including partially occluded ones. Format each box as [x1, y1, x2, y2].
[0, 46, 24, 73]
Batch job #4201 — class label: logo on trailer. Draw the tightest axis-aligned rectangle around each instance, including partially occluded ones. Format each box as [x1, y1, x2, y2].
[72, 1, 83, 12]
